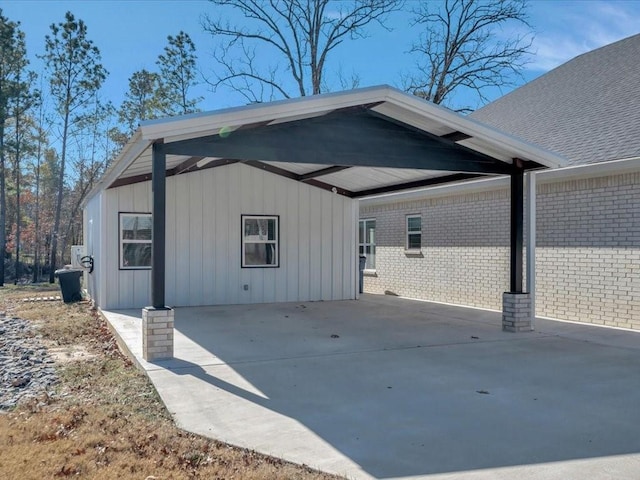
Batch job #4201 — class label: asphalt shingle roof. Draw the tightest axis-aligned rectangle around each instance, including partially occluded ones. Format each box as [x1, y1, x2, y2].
[470, 34, 640, 165]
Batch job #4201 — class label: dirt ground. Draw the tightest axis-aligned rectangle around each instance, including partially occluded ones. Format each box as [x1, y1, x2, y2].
[0, 286, 341, 479]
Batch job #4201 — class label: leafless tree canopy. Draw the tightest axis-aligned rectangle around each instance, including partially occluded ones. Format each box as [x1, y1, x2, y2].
[202, 0, 401, 102]
[404, 0, 533, 112]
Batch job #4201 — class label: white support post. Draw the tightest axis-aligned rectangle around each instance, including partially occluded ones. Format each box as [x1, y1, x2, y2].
[526, 171, 536, 330]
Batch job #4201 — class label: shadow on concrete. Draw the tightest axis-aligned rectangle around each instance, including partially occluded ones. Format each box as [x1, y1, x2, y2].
[122, 296, 640, 478]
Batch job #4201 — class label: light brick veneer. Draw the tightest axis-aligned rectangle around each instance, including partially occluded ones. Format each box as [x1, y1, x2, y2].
[502, 292, 532, 332]
[142, 307, 174, 361]
[361, 169, 640, 330]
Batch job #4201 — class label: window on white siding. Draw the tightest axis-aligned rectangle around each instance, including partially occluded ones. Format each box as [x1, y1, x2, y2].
[359, 219, 376, 270]
[120, 213, 152, 269]
[406, 215, 422, 250]
[242, 215, 279, 267]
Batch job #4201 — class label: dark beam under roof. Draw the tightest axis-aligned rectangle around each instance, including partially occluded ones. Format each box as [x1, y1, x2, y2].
[299, 165, 351, 180]
[162, 109, 518, 175]
[440, 131, 473, 142]
[352, 173, 486, 198]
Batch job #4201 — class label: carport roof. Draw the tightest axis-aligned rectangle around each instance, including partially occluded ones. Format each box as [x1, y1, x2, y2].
[85, 85, 566, 203]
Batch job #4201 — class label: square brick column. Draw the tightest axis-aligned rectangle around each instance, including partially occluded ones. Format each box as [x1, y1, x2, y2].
[142, 307, 174, 361]
[502, 292, 533, 332]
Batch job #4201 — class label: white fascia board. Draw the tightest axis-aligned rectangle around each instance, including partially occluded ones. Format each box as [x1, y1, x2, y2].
[139, 85, 397, 142]
[81, 130, 151, 208]
[536, 156, 640, 181]
[382, 89, 568, 169]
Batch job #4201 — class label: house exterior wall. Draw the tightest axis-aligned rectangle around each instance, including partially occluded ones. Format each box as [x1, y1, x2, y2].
[360, 164, 640, 329]
[360, 188, 510, 310]
[87, 162, 358, 310]
[83, 192, 105, 307]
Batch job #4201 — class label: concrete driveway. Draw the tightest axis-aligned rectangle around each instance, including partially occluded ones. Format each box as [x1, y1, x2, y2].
[103, 295, 640, 479]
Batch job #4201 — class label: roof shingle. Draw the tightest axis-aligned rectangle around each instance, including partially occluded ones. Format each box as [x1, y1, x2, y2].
[470, 34, 640, 165]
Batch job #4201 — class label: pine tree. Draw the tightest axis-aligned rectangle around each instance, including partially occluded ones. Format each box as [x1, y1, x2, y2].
[0, 10, 30, 286]
[42, 11, 107, 282]
[157, 31, 202, 115]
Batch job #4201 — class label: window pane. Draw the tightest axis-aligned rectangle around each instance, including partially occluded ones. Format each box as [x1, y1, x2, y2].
[122, 243, 151, 267]
[244, 217, 277, 241]
[122, 215, 152, 240]
[408, 233, 421, 249]
[244, 242, 277, 266]
[407, 217, 421, 232]
[266, 219, 276, 241]
[366, 221, 376, 243]
[359, 221, 364, 243]
[367, 246, 376, 269]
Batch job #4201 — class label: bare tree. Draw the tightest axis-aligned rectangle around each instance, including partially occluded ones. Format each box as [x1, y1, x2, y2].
[404, 0, 532, 112]
[202, 0, 401, 102]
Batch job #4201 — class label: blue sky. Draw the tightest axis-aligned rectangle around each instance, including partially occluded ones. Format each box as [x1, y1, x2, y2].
[3, 0, 640, 112]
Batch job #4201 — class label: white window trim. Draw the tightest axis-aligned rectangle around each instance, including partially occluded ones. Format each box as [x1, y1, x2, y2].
[119, 212, 152, 270]
[242, 215, 279, 268]
[405, 214, 422, 252]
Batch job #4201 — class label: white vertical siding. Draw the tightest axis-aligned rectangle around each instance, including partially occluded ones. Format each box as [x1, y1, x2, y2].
[83, 192, 104, 306]
[97, 162, 357, 309]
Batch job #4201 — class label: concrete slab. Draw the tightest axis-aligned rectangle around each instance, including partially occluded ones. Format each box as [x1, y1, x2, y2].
[103, 295, 640, 479]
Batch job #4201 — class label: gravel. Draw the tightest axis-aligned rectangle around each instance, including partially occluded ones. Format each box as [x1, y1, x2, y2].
[0, 314, 58, 411]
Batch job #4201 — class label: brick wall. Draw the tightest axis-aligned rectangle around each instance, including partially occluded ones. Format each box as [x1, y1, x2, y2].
[361, 169, 640, 329]
[536, 172, 640, 328]
[361, 188, 511, 310]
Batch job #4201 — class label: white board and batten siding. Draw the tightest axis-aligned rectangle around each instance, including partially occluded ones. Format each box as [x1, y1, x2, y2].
[88, 162, 358, 310]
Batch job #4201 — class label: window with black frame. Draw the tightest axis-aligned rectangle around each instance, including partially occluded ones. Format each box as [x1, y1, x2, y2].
[120, 213, 152, 269]
[242, 215, 279, 267]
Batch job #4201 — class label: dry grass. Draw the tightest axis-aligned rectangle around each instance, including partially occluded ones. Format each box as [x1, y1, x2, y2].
[0, 286, 342, 479]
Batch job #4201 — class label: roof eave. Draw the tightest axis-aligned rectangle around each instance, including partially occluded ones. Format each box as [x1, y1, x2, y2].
[81, 130, 151, 207]
[382, 89, 568, 169]
[138, 85, 398, 142]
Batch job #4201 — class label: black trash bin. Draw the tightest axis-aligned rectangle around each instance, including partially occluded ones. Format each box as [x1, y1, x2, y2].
[55, 269, 83, 303]
[358, 255, 367, 294]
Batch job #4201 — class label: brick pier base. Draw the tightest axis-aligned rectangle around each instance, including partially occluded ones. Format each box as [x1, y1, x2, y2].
[502, 292, 533, 332]
[142, 307, 174, 361]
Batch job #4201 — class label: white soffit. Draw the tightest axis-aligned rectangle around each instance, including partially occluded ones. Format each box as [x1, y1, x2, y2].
[322, 167, 446, 191]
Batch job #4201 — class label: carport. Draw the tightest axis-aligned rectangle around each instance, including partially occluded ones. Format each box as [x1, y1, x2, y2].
[102, 294, 640, 479]
[85, 85, 566, 360]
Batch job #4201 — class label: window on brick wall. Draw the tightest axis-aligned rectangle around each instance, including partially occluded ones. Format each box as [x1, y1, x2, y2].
[406, 215, 422, 250]
[359, 219, 376, 270]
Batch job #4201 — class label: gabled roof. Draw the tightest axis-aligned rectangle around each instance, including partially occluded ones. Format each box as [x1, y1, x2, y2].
[471, 34, 640, 165]
[84, 85, 566, 205]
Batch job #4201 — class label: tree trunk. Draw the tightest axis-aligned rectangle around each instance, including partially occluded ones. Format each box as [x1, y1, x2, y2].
[33, 141, 41, 283]
[0, 121, 6, 287]
[49, 101, 70, 283]
[14, 104, 21, 284]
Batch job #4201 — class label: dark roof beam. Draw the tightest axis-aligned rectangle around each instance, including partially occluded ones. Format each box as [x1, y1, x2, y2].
[353, 173, 488, 198]
[163, 111, 515, 175]
[299, 165, 351, 180]
[440, 131, 472, 142]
